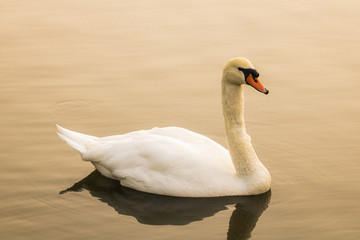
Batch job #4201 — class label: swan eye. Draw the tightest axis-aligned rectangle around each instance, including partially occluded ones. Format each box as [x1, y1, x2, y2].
[238, 67, 259, 79]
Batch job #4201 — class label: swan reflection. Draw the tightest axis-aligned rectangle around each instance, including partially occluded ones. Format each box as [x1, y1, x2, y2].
[61, 170, 271, 239]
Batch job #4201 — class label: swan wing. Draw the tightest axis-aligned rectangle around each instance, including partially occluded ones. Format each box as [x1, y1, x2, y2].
[80, 127, 236, 196]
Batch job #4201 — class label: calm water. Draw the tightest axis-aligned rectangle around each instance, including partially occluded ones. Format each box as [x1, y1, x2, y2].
[1, 0, 360, 239]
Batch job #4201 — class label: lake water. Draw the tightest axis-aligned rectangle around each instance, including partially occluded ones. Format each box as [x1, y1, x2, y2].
[1, 0, 360, 239]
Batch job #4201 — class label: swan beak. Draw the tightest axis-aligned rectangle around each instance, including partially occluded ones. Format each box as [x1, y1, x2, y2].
[245, 75, 269, 95]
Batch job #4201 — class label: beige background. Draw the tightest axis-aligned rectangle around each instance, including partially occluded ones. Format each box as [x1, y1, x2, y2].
[1, 0, 360, 239]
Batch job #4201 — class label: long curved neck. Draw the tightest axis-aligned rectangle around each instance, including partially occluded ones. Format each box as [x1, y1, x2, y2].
[222, 81, 260, 176]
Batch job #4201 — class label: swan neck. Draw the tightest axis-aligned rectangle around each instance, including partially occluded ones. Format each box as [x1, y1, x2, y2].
[222, 83, 246, 131]
[222, 81, 260, 176]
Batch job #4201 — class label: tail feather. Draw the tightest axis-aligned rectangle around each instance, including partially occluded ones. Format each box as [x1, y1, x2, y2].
[56, 125, 97, 154]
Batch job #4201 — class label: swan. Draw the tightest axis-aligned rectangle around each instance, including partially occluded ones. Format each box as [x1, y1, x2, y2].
[56, 57, 271, 197]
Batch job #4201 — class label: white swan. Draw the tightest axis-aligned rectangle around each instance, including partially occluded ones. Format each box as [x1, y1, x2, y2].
[57, 57, 271, 197]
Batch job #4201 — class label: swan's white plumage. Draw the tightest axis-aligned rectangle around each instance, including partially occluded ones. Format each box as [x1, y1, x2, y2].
[57, 57, 271, 197]
[57, 126, 243, 197]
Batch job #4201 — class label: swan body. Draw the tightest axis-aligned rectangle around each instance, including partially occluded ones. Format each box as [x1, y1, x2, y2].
[57, 57, 271, 197]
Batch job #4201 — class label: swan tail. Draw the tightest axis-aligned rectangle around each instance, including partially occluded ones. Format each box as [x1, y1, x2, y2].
[56, 125, 97, 155]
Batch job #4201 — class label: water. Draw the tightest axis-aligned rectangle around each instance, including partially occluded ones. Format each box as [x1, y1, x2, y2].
[1, 0, 360, 239]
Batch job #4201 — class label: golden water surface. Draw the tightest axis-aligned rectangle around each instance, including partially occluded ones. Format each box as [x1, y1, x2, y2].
[1, 0, 360, 239]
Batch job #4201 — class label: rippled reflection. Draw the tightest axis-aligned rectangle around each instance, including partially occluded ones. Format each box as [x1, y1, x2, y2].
[61, 170, 271, 239]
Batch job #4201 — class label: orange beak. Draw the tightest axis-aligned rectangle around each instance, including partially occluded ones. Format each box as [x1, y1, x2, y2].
[245, 74, 269, 94]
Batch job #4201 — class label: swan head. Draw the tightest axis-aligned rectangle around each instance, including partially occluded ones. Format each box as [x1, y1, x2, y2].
[223, 57, 269, 94]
